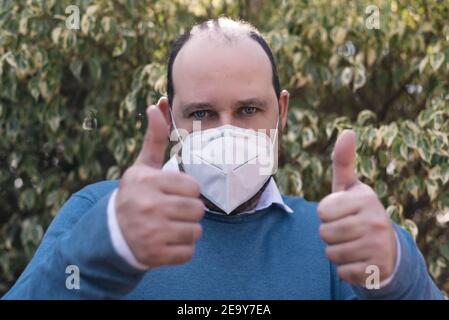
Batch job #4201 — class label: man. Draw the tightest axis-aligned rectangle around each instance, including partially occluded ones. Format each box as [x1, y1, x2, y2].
[3, 17, 443, 299]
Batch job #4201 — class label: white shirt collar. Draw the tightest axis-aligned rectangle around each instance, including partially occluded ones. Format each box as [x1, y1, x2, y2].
[162, 156, 293, 215]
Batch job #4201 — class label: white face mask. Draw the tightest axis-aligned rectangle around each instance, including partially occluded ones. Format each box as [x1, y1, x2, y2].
[170, 111, 279, 214]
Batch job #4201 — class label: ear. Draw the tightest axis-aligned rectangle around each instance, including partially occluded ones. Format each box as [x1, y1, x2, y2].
[157, 96, 172, 131]
[278, 90, 289, 131]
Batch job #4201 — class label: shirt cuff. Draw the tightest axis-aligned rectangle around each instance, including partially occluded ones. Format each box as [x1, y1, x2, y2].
[378, 228, 402, 288]
[107, 188, 149, 271]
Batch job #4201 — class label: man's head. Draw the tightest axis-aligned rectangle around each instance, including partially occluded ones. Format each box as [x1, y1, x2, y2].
[159, 17, 289, 137]
[157, 17, 290, 214]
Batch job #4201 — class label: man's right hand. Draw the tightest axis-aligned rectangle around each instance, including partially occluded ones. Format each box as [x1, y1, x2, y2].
[115, 103, 205, 269]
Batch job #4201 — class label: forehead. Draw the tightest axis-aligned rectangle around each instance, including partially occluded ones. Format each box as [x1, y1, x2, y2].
[171, 33, 274, 105]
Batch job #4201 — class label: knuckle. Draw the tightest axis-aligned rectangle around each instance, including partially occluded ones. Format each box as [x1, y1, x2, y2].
[143, 199, 160, 215]
[325, 246, 336, 260]
[344, 215, 358, 232]
[173, 246, 195, 264]
[192, 200, 205, 219]
[180, 226, 193, 242]
[317, 202, 328, 221]
[337, 265, 363, 284]
[147, 245, 165, 264]
[183, 246, 195, 261]
[357, 264, 369, 284]
[157, 218, 172, 235]
[336, 266, 349, 280]
[142, 227, 157, 243]
[348, 271, 361, 284]
[319, 224, 329, 241]
[155, 201, 170, 216]
[339, 250, 349, 262]
[152, 246, 164, 259]
[335, 226, 346, 240]
[192, 223, 203, 241]
[184, 175, 201, 196]
[327, 246, 349, 262]
[370, 215, 389, 231]
[145, 219, 168, 239]
[359, 262, 369, 275]
[172, 172, 201, 195]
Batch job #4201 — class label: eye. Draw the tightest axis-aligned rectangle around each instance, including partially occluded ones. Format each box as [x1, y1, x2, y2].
[190, 110, 209, 119]
[240, 106, 257, 115]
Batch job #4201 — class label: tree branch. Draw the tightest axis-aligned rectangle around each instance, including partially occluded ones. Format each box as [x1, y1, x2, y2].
[378, 71, 417, 122]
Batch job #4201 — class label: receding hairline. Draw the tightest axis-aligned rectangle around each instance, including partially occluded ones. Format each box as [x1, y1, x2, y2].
[189, 17, 260, 43]
[166, 17, 281, 106]
[174, 19, 272, 72]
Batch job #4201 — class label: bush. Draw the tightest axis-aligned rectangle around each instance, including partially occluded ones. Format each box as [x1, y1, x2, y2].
[0, 0, 448, 295]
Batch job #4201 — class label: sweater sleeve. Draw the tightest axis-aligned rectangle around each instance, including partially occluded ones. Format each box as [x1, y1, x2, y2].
[2, 186, 146, 299]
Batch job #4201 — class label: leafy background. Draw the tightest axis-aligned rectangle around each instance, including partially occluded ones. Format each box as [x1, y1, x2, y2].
[0, 0, 448, 296]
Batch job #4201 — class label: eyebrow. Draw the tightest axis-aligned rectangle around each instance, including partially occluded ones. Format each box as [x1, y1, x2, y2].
[234, 98, 267, 109]
[180, 98, 268, 116]
[181, 102, 215, 117]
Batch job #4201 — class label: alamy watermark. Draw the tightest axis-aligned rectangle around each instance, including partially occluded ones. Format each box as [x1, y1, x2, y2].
[65, 5, 80, 30]
[169, 121, 279, 176]
[65, 265, 80, 290]
[365, 5, 380, 30]
[365, 265, 380, 290]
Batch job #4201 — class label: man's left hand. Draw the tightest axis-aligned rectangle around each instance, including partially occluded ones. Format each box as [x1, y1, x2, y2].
[317, 130, 398, 285]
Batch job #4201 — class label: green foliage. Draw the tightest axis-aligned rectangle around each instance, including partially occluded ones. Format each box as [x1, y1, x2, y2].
[0, 0, 448, 296]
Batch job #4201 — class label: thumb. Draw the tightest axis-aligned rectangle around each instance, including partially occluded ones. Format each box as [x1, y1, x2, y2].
[332, 129, 357, 192]
[135, 105, 169, 168]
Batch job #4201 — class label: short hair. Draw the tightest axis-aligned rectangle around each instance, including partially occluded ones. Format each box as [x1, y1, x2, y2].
[166, 17, 281, 107]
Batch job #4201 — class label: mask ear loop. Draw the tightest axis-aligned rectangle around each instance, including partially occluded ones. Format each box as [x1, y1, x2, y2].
[168, 107, 186, 170]
[272, 115, 280, 146]
[269, 114, 280, 175]
[168, 107, 184, 148]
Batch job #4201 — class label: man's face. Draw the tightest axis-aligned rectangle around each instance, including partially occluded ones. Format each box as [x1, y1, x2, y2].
[163, 34, 289, 137]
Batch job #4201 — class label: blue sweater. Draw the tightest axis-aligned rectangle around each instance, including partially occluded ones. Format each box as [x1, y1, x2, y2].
[2, 180, 443, 299]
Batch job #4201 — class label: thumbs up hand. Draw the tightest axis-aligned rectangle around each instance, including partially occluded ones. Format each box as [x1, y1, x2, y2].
[115, 98, 205, 269]
[317, 130, 397, 286]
